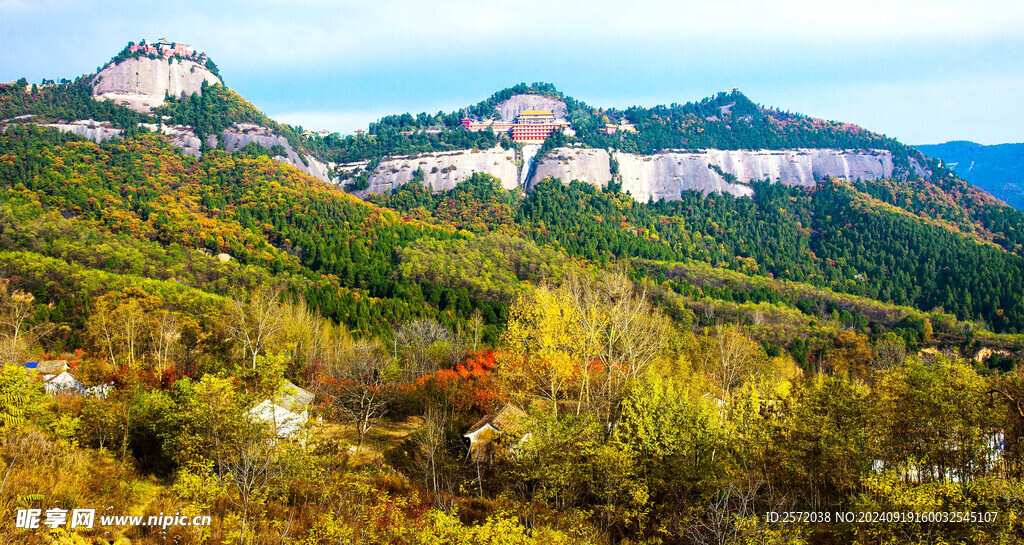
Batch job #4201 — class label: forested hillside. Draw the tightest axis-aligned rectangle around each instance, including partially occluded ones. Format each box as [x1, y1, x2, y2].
[371, 174, 1024, 334]
[0, 125, 534, 342]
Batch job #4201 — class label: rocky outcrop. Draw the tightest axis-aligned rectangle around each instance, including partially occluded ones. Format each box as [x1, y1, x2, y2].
[32, 118, 334, 182]
[348, 147, 520, 195]
[92, 56, 221, 112]
[36, 119, 210, 156]
[531, 147, 901, 200]
[698, 148, 895, 187]
[136, 123, 204, 156]
[531, 147, 612, 190]
[495, 95, 567, 122]
[613, 151, 755, 199]
[519, 144, 541, 186]
[220, 123, 334, 182]
[343, 146, 907, 201]
[38, 119, 123, 143]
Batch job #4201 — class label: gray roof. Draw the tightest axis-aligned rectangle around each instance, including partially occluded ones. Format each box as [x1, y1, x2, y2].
[276, 379, 314, 413]
[30, 360, 68, 375]
[465, 403, 527, 436]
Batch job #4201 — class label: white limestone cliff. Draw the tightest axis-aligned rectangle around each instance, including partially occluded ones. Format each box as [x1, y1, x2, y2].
[92, 56, 221, 112]
[494, 95, 568, 122]
[351, 146, 909, 201]
[349, 147, 520, 195]
[220, 123, 334, 182]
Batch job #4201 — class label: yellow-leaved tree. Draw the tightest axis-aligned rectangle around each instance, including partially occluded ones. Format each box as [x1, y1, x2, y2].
[501, 285, 585, 416]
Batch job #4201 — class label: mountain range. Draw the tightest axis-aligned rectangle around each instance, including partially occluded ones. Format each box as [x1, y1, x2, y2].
[2, 43, 1023, 346]
[915, 140, 1024, 210]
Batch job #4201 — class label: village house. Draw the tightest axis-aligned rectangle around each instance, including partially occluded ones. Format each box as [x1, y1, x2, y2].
[463, 403, 528, 459]
[24, 359, 68, 380]
[603, 121, 637, 135]
[248, 379, 315, 439]
[23, 360, 88, 395]
[42, 371, 83, 394]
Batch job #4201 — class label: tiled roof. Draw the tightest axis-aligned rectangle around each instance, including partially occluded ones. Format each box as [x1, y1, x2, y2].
[26, 360, 68, 375]
[276, 380, 314, 413]
[466, 403, 527, 435]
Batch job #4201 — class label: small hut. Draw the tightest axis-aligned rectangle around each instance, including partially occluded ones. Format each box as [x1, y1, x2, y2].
[463, 403, 527, 459]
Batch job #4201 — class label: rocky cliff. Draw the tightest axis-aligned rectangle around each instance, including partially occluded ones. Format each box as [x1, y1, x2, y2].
[350, 147, 520, 195]
[531, 147, 613, 189]
[612, 151, 756, 199]
[613, 148, 918, 200]
[38, 119, 123, 143]
[34, 119, 334, 182]
[220, 123, 334, 181]
[352, 146, 909, 201]
[92, 56, 221, 112]
[532, 148, 754, 198]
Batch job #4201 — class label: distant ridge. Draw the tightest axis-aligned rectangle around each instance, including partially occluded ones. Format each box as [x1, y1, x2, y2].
[916, 141, 1024, 210]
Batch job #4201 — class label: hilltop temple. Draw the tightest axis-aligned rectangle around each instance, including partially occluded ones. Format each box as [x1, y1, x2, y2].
[461, 109, 573, 143]
[127, 39, 206, 61]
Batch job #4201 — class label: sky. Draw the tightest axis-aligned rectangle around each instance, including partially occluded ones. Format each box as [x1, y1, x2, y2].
[2, 0, 1023, 144]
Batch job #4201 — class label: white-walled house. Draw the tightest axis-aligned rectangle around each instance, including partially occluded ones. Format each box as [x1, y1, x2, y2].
[24, 360, 69, 380]
[248, 379, 315, 439]
[43, 371, 83, 394]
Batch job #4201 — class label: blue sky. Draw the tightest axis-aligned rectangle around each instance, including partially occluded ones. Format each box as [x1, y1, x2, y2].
[2, 0, 1023, 144]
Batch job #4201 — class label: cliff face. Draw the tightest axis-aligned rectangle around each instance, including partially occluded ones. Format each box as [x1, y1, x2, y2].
[36, 119, 335, 182]
[349, 146, 915, 200]
[220, 123, 334, 182]
[92, 56, 221, 112]
[699, 148, 895, 187]
[612, 151, 755, 199]
[351, 148, 520, 195]
[39, 119, 123, 143]
[531, 147, 612, 190]
[531, 147, 905, 200]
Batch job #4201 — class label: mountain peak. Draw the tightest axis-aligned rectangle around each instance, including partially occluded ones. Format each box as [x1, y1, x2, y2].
[91, 40, 221, 112]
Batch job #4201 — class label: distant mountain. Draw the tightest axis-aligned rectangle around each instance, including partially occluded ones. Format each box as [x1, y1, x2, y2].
[915, 141, 1024, 210]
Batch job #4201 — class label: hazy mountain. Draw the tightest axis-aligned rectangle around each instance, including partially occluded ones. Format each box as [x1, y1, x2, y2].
[916, 141, 1024, 210]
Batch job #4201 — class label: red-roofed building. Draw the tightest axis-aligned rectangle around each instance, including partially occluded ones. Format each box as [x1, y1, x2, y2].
[461, 109, 572, 142]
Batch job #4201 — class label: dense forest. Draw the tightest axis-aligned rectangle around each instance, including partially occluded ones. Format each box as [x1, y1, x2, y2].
[0, 78, 154, 132]
[371, 174, 1024, 335]
[0, 125, 533, 342]
[4, 65, 1024, 544]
